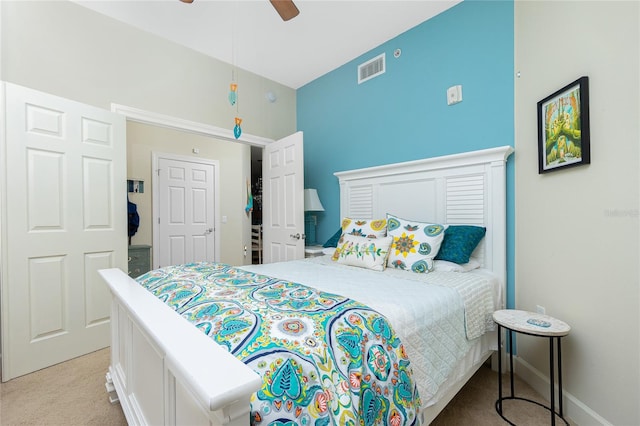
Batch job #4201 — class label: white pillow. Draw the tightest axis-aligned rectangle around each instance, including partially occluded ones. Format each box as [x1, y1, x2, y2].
[322, 247, 336, 256]
[333, 234, 393, 272]
[332, 217, 388, 261]
[433, 258, 481, 272]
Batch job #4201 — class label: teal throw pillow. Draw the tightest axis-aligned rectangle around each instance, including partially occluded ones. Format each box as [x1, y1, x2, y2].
[322, 227, 343, 248]
[435, 225, 486, 264]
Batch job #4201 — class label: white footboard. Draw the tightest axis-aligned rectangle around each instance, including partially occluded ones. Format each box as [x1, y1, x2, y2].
[99, 268, 262, 426]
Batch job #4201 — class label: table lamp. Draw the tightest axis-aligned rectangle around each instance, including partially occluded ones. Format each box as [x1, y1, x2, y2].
[304, 188, 324, 246]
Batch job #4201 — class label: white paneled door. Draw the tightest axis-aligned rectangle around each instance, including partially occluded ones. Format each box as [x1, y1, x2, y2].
[262, 131, 304, 263]
[1, 83, 127, 381]
[154, 154, 217, 268]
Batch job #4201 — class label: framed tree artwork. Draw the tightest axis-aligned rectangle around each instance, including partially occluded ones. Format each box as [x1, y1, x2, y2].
[537, 76, 590, 174]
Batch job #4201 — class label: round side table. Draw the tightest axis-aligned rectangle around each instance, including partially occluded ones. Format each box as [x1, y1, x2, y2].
[493, 309, 571, 426]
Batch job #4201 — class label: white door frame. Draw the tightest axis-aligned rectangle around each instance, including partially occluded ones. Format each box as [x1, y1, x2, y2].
[111, 103, 274, 147]
[111, 104, 273, 268]
[152, 152, 220, 269]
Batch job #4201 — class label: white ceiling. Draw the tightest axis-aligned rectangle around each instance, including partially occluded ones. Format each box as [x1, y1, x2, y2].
[73, 0, 461, 89]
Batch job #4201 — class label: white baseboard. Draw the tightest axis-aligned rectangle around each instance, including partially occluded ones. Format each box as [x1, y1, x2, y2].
[514, 356, 612, 426]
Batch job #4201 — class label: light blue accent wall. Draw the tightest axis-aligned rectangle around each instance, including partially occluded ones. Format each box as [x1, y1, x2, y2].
[297, 0, 515, 307]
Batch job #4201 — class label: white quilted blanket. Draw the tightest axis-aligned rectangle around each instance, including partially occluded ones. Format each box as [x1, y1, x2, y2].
[240, 255, 499, 406]
[383, 266, 499, 340]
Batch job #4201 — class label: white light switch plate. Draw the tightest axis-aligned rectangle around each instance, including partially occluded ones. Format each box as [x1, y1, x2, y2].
[447, 85, 463, 105]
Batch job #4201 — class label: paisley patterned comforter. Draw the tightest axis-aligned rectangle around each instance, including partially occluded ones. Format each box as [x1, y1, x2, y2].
[137, 262, 421, 426]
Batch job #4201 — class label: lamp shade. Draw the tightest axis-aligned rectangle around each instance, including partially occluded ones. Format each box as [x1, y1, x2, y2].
[304, 188, 325, 212]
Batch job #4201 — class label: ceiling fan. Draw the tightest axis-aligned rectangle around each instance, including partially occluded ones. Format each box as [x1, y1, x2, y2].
[179, 0, 300, 22]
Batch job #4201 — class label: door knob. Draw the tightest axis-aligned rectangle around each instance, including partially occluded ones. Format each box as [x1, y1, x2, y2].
[204, 228, 213, 235]
[289, 233, 301, 240]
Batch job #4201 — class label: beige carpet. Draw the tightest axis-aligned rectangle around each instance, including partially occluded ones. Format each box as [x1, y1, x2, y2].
[1, 348, 574, 425]
[431, 363, 576, 426]
[1, 349, 126, 426]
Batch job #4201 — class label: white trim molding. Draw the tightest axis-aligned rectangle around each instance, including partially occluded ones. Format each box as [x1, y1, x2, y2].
[515, 356, 613, 426]
[111, 103, 275, 147]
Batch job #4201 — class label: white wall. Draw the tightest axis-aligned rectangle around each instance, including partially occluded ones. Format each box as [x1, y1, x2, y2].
[515, 1, 639, 424]
[1, 1, 296, 140]
[1, 0, 297, 263]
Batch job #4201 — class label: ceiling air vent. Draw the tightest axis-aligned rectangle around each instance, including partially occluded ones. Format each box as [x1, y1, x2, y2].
[358, 53, 385, 84]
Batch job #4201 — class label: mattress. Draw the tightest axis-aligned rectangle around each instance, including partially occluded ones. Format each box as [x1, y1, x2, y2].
[240, 255, 500, 407]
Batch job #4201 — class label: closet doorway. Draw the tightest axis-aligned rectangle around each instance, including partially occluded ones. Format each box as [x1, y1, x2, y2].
[250, 146, 263, 264]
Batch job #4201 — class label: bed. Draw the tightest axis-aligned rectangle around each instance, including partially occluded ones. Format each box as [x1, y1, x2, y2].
[100, 145, 513, 425]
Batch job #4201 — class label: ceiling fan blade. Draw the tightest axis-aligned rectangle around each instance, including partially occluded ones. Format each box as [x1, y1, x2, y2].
[179, 0, 299, 22]
[270, 0, 299, 21]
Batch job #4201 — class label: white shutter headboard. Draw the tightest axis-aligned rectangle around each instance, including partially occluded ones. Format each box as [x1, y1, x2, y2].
[334, 146, 513, 293]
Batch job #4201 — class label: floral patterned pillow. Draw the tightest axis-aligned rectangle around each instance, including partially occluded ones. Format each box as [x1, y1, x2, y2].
[331, 217, 387, 261]
[334, 234, 393, 271]
[386, 214, 445, 273]
[340, 217, 387, 239]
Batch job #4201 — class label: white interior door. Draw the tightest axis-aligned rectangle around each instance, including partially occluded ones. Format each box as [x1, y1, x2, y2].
[262, 131, 304, 263]
[1, 82, 127, 381]
[153, 154, 218, 268]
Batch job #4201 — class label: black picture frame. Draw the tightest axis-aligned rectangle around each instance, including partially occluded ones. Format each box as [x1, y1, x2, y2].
[537, 76, 590, 174]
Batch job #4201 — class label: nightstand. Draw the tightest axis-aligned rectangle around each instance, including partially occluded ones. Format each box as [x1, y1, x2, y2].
[128, 244, 152, 278]
[304, 245, 324, 258]
[493, 309, 571, 426]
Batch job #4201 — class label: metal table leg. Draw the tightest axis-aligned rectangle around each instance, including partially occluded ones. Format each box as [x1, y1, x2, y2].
[550, 336, 555, 426]
[495, 330, 569, 425]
